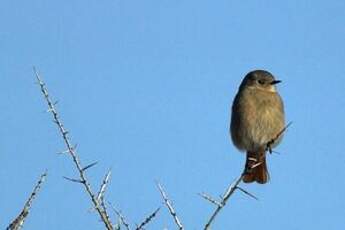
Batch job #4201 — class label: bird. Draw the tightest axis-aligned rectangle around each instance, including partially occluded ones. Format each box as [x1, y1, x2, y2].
[230, 70, 285, 184]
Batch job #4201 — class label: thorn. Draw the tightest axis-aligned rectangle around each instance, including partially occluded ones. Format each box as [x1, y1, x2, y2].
[236, 186, 259, 200]
[63, 176, 84, 184]
[198, 193, 223, 207]
[82, 161, 98, 172]
[271, 150, 281, 155]
[57, 149, 70, 155]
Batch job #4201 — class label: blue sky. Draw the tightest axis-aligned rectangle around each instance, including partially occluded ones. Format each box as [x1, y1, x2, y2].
[1, 0, 345, 229]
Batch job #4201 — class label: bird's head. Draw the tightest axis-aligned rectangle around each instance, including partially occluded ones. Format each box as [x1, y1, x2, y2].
[240, 70, 281, 93]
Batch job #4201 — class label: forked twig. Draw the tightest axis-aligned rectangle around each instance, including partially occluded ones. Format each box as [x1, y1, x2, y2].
[203, 175, 243, 230]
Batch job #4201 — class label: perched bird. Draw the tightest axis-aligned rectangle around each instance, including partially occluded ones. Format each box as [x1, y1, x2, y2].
[230, 70, 285, 184]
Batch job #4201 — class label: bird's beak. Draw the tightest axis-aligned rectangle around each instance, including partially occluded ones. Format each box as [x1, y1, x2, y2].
[270, 80, 282, 85]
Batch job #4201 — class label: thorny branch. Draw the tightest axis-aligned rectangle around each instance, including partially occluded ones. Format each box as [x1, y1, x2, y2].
[34, 68, 113, 229]
[157, 182, 184, 230]
[7, 171, 47, 230]
[108, 203, 160, 230]
[203, 175, 244, 230]
[32, 67, 292, 229]
[202, 123, 291, 229]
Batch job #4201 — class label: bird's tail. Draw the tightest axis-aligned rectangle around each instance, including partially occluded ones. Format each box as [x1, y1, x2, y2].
[243, 151, 269, 184]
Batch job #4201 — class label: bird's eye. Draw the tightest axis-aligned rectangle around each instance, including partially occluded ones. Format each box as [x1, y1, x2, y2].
[257, 79, 265, 85]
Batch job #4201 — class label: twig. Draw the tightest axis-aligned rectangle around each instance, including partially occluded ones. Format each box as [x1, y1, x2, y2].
[135, 207, 161, 230]
[7, 171, 47, 230]
[204, 175, 243, 230]
[34, 68, 113, 229]
[156, 182, 184, 230]
[97, 170, 112, 202]
[198, 193, 223, 207]
[203, 122, 291, 229]
[97, 170, 112, 223]
[108, 202, 131, 230]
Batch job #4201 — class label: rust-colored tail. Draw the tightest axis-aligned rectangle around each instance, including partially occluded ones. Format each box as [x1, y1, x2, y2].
[243, 151, 269, 184]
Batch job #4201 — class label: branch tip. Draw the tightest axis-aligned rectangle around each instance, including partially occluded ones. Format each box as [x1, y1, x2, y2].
[156, 182, 184, 230]
[135, 207, 161, 230]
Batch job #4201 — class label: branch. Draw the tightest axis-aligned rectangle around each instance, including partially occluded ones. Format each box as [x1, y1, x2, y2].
[203, 122, 291, 229]
[156, 182, 184, 230]
[203, 175, 243, 230]
[7, 171, 47, 230]
[34, 68, 113, 229]
[135, 207, 160, 230]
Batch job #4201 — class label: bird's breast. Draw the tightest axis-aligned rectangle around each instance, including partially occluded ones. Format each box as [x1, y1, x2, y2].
[231, 89, 285, 152]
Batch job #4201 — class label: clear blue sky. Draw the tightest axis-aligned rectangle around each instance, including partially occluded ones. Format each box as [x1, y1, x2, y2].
[1, 0, 345, 229]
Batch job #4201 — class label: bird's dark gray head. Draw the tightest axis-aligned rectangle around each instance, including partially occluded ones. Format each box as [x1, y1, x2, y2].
[240, 70, 281, 92]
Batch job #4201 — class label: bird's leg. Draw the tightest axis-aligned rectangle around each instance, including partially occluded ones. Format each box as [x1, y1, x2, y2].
[266, 140, 274, 154]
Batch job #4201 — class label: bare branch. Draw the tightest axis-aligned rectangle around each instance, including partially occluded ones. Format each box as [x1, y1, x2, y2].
[34, 68, 113, 229]
[203, 122, 291, 229]
[7, 171, 47, 230]
[135, 207, 161, 230]
[156, 182, 184, 230]
[204, 175, 243, 230]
